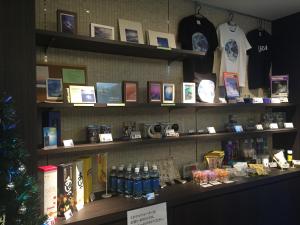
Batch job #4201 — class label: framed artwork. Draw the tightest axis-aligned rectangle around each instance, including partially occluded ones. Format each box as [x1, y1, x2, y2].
[147, 30, 176, 49]
[57, 10, 77, 34]
[96, 83, 122, 104]
[223, 72, 239, 98]
[46, 78, 63, 100]
[271, 75, 289, 98]
[147, 81, 162, 103]
[90, 23, 115, 40]
[163, 83, 175, 104]
[69, 85, 96, 104]
[182, 82, 196, 103]
[123, 81, 138, 103]
[118, 19, 144, 44]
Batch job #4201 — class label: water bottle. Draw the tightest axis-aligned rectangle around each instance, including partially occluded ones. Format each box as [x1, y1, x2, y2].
[109, 166, 117, 194]
[124, 166, 133, 198]
[142, 166, 151, 196]
[133, 167, 142, 199]
[150, 165, 160, 195]
[117, 165, 125, 195]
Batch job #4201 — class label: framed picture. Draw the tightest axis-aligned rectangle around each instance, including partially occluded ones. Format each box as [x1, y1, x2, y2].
[271, 75, 289, 98]
[182, 82, 196, 103]
[90, 23, 115, 40]
[36, 65, 49, 88]
[119, 19, 144, 44]
[46, 78, 63, 100]
[96, 82, 122, 104]
[223, 72, 239, 98]
[147, 30, 176, 49]
[147, 81, 162, 103]
[123, 81, 138, 103]
[163, 83, 175, 103]
[69, 85, 96, 104]
[57, 10, 77, 34]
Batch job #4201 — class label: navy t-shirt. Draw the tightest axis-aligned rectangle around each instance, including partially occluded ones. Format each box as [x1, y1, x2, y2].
[178, 15, 218, 81]
[247, 29, 272, 89]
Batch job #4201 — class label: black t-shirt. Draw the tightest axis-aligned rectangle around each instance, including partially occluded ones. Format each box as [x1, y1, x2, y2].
[178, 15, 218, 80]
[246, 29, 272, 89]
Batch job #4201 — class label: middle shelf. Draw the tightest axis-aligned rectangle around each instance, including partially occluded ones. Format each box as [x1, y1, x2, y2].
[38, 128, 297, 157]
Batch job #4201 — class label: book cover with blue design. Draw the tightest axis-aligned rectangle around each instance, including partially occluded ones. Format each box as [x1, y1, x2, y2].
[43, 127, 57, 149]
[96, 82, 122, 103]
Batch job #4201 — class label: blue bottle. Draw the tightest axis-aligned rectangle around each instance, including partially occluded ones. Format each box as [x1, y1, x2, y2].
[109, 166, 117, 194]
[142, 166, 151, 196]
[150, 165, 160, 195]
[124, 166, 133, 198]
[133, 167, 142, 199]
[117, 165, 125, 195]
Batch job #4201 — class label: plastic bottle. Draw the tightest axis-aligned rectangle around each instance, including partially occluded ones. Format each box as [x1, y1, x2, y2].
[150, 165, 160, 195]
[124, 166, 133, 198]
[117, 165, 125, 195]
[142, 166, 151, 196]
[109, 166, 117, 194]
[132, 167, 142, 199]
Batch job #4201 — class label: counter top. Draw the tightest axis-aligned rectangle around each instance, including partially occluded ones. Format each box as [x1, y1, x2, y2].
[56, 168, 300, 225]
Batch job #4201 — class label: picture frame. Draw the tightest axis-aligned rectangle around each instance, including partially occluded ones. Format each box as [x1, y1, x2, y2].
[90, 23, 115, 40]
[163, 83, 175, 104]
[118, 19, 144, 44]
[147, 30, 176, 49]
[182, 82, 196, 103]
[69, 85, 96, 104]
[271, 75, 289, 98]
[57, 10, 77, 34]
[147, 81, 162, 103]
[223, 72, 240, 98]
[46, 78, 63, 100]
[123, 81, 138, 103]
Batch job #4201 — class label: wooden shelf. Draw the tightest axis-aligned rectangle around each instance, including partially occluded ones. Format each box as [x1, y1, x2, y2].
[38, 128, 297, 157]
[37, 102, 297, 110]
[36, 29, 205, 61]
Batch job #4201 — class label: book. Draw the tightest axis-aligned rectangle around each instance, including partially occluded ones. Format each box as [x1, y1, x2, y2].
[42, 111, 61, 146]
[38, 165, 57, 220]
[82, 157, 93, 203]
[57, 163, 74, 217]
[73, 160, 84, 211]
[96, 82, 122, 104]
[43, 127, 57, 149]
[223, 72, 239, 99]
[69, 85, 96, 104]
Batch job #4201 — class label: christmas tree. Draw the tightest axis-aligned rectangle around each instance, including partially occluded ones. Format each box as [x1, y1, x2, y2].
[0, 95, 46, 225]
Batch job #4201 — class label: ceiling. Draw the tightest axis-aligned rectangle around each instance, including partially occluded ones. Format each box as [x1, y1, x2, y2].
[194, 0, 300, 20]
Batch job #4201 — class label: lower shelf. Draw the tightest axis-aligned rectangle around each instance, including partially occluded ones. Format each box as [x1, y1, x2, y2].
[38, 128, 297, 157]
[55, 168, 300, 225]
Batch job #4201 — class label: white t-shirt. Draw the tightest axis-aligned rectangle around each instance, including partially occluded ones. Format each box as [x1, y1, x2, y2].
[217, 23, 251, 87]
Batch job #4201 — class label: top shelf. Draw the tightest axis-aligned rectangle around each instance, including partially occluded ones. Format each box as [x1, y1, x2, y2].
[35, 29, 205, 61]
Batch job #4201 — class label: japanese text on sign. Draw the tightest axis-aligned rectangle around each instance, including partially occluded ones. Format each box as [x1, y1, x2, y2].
[127, 202, 167, 225]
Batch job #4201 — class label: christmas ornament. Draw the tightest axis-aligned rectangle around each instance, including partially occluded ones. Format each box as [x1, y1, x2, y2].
[18, 203, 27, 215]
[6, 182, 15, 191]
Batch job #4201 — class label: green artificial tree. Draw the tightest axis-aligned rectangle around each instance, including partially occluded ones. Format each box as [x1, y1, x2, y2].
[0, 95, 46, 225]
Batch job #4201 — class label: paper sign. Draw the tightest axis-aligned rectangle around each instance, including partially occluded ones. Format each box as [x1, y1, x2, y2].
[256, 124, 263, 130]
[270, 123, 279, 129]
[64, 209, 73, 220]
[99, 133, 113, 142]
[207, 127, 216, 134]
[62, 68, 85, 84]
[63, 139, 74, 148]
[127, 202, 167, 225]
[284, 122, 294, 128]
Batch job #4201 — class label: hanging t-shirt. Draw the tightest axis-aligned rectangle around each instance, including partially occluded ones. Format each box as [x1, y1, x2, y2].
[246, 29, 272, 89]
[178, 15, 218, 80]
[217, 23, 251, 87]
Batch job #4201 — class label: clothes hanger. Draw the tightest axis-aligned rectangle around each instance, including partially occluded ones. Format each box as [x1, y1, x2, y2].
[227, 11, 236, 27]
[195, 4, 204, 18]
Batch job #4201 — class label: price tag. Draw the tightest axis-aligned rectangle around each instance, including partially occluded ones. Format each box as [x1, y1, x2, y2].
[284, 123, 294, 128]
[73, 104, 94, 107]
[219, 98, 227, 103]
[200, 183, 213, 188]
[161, 103, 176, 107]
[209, 181, 222, 185]
[256, 124, 263, 130]
[269, 123, 279, 129]
[63, 139, 74, 148]
[127, 202, 167, 225]
[234, 125, 243, 133]
[64, 209, 73, 220]
[107, 103, 125, 107]
[99, 133, 113, 142]
[271, 98, 281, 103]
[207, 127, 216, 134]
[130, 131, 142, 140]
[146, 192, 155, 200]
[253, 97, 263, 103]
